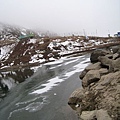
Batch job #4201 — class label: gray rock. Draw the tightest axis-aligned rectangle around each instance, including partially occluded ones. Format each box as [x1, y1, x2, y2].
[106, 54, 113, 59]
[80, 109, 112, 120]
[111, 46, 120, 53]
[98, 68, 108, 75]
[85, 62, 101, 71]
[82, 70, 100, 87]
[98, 56, 113, 72]
[95, 85, 105, 90]
[68, 88, 84, 111]
[79, 62, 101, 79]
[96, 109, 112, 120]
[113, 53, 119, 60]
[113, 58, 120, 71]
[68, 88, 96, 113]
[80, 110, 96, 120]
[90, 49, 109, 63]
[98, 56, 120, 72]
[99, 73, 113, 86]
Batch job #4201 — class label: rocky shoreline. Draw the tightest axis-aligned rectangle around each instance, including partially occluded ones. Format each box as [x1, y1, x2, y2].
[68, 46, 120, 120]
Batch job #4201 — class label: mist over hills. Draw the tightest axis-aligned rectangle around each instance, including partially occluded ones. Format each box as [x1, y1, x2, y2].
[0, 22, 57, 41]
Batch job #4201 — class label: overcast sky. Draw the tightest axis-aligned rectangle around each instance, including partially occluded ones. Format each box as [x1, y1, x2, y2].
[0, 0, 120, 36]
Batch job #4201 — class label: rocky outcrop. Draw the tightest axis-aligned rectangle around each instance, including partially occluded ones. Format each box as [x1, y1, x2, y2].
[82, 70, 100, 87]
[90, 49, 110, 63]
[68, 48, 120, 120]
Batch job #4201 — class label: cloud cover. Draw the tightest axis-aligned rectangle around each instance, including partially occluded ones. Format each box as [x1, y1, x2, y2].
[0, 0, 120, 36]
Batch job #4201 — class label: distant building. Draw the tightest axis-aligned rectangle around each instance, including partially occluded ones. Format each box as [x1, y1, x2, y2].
[114, 32, 120, 37]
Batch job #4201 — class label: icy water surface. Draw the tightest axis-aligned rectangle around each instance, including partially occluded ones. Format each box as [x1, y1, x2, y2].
[0, 54, 90, 120]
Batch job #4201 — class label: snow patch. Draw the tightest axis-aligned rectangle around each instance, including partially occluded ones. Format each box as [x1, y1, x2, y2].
[28, 39, 37, 44]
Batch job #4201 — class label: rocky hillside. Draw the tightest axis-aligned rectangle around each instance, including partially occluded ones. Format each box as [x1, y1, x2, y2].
[68, 46, 120, 120]
[0, 26, 120, 72]
[0, 22, 58, 40]
[0, 23, 36, 41]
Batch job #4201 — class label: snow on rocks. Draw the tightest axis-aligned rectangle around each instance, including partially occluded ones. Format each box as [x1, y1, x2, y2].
[28, 39, 37, 44]
[0, 36, 120, 71]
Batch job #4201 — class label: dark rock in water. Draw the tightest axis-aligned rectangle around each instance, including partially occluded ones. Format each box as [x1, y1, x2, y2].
[0, 80, 9, 99]
[90, 49, 109, 63]
[1, 84, 9, 92]
[0, 87, 7, 98]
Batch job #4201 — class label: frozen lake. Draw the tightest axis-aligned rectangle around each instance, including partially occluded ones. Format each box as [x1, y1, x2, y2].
[0, 54, 90, 120]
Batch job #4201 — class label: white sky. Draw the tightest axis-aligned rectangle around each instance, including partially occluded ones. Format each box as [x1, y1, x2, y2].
[0, 0, 120, 36]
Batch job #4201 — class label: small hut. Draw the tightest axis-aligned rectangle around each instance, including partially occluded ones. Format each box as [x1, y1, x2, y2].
[18, 34, 34, 40]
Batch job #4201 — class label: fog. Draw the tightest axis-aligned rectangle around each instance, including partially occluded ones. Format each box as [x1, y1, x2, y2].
[0, 0, 120, 36]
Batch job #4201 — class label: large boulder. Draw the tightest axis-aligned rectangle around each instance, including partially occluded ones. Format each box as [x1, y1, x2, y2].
[110, 46, 120, 53]
[85, 62, 101, 71]
[98, 68, 108, 75]
[98, 56, 113, 72]
[81, 109, 112, 120]
[82, 70, 100, 87]
[68, 88, 84, 111]
[98, 56, 120, 72]
[79, 62, 101, 80]
[80, 110, 96, 120]
[90, 49, 109, 63]
[113, 58, 120, 71]
[68, 88, 96, 114]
